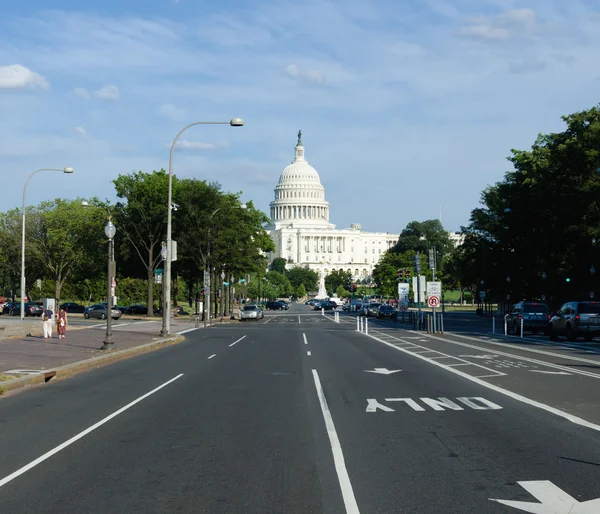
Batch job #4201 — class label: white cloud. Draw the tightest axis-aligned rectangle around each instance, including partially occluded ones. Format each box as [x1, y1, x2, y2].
[458, 8, 539, 41]
[93, 85, 120, 100]
[172, 140, 217, 150]
[0, 64, 49, 90]
[73, 88, 91, 99]
[157, 103, 186, 120]
[74, 126, 91, 142]
[458, 25, 509, 40]
[284, 64, 325, 84]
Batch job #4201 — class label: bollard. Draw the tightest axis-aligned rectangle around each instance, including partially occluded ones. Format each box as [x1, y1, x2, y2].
[356, 317, 360, 331]
[504, 318, 507, 336]
[195, 316, 200, 328]
[321, 308, 325, 316]
[520, 317, 524, 338]
[492, 316, 496, 334]
[440, 313, 444, 334]
[427, 315, 431, 334]
[365, 318, 369, 335]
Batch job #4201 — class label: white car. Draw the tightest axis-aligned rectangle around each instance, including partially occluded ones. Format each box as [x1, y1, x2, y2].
[240, 304, 264, 321]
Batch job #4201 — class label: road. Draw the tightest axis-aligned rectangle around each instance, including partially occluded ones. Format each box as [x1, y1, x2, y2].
[0, 303, 599, 513]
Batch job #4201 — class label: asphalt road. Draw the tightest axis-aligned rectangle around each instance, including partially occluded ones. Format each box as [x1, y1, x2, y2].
[1, 303, 599, 513]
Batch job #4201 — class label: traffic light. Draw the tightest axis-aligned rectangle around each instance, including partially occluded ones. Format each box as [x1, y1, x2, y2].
[405, 268, 411, 281]
[397, 269, 404, 280]
[566, 277, 571, 283]
[352, 284, 358, 292]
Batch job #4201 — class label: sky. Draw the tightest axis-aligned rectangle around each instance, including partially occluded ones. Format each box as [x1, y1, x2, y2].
[1, 0, 599, 234]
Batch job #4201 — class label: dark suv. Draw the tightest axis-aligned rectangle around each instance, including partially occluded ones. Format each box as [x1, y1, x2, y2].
[548, 301, 600, 341]
[265, 301, 288, 310]
[504, 301, 550, 335]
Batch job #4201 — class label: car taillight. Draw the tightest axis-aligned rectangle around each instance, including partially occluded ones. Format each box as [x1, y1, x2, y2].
[575, 315, 580, 321]
[518, 314, 523, 319]
[547, 314, 551, 320]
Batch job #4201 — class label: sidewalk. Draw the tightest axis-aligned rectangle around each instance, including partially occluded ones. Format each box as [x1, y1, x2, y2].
[0, 319, 199, 394]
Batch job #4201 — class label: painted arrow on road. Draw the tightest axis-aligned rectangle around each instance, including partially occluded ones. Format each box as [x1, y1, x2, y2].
[490, 480, 600, 513]
[364, 368, 401, 375]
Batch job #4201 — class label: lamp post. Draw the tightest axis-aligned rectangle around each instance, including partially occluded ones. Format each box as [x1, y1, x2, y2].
[100, 219, 116, 350]
[220, 271, 225, 321]
[21, 167, 74, 320]
[590, 266, 596, 299]
[161, 118, 244, 337]
[505, 276, 511, 312]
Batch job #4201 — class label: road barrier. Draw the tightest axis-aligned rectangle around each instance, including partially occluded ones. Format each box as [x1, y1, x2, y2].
[194, 316, 200, 328]
[365, 317, 369, 335]
[321, 308, 325, 316]
[426, 312, 444, 334]
[356, 317, 360, 331]
[520, 317, 524, 338]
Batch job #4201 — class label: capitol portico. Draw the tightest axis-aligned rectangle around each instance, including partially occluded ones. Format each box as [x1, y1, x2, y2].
[265, 131, 400, 280]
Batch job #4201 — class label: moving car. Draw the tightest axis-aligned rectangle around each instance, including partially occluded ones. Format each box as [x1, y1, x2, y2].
[548, 301, 600, 341]
[361, 302, 382, 317]
[313, 300, 337, 311]
[265, 300, 289, 310]
[60, 302, 86, 313]
[84, 305, 122, 320]
[504, 301, 549, 335]
[240, 304, 264, 321]
[2, 302, 43, 316]
[376, 304, 397, 320]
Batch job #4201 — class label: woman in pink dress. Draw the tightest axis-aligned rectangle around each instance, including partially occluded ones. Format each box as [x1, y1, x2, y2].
[57, 307, 68, 339]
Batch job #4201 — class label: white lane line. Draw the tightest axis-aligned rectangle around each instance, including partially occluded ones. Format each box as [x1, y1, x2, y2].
[0, 374, 184, 489]
[263, 317, 274, 324]
[416, 332, 600, 379]
[208, 354, 216, 360]
[177, 327, 200, 335]
[366, 333, 600, 434]
[303, 333, 308, 345]
[307, 351, 312, 356]
[298, 315, 301, 324]
[229, 335, 247, 347]
[88, 323, 105, 328]
[311, 370, 360, 514]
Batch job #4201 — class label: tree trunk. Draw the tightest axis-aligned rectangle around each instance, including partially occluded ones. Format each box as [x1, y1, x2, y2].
[459, 286, 464, 305]
[147, 248, 154, 317]
[55, 277, 64, 305]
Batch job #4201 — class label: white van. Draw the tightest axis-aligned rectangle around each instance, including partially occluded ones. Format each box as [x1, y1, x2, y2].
[329, 297, 344, 308]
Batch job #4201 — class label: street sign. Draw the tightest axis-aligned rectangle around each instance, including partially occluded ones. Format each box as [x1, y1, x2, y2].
[428, 295, 440, 307]
[397, 282, 410, 300]
[479, 290, 486, 299]
[426, 281, 442, 296]
[36, 279, 41, 289]
[412, 276, 426, 303]
[399, 303, 408, 312]
[155, 268, 163, 275]
[223, 281, 229, 286]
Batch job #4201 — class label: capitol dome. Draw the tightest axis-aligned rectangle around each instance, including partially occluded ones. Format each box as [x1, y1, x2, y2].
[269, 131, 334, 230]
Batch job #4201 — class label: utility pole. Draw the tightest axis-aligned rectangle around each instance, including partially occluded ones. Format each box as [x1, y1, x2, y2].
[415, 252, 422, 322]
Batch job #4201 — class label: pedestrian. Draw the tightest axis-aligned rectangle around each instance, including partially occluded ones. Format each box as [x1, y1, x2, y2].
[57, 307, 68, 339]
[42, 304, 54, 339]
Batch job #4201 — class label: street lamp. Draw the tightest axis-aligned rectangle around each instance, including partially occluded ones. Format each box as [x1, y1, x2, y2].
[21, 167, 74, 320]
[100, 219, 116, 350]
[220, 271, 225, 321]
[161, 118, 244, 337]
[590, 266, 596, 299]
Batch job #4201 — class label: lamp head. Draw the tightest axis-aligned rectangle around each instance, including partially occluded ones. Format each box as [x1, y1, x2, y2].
[104, 220, 116, 240]
[240, 203, 247, 209]
[81, 200, 89, 207]
[230, 118, 244, 127]
[63, 167, 74, 174]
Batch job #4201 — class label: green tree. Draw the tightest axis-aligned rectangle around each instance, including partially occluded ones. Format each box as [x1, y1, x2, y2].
[113, 170, 170, 316]
[335, 284, 349, 298]
[296, 282, 307, 299]
[266, 270, 292, 297]
[393, 219, 453, 257]
[26, 199, 105, 303]
[271, 257, 287, 274]
[287, 266, 318, 293]
[325, 269, 352, 295]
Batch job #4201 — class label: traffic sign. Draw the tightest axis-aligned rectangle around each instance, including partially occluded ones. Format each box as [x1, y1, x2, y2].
[428, 295, 440, 307]
[426, 281, 442, 296]
[399, 303, 408, 312]
[479, 290, 486, 299]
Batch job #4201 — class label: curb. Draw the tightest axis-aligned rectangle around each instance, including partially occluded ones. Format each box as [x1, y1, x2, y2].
[0, 334, 185, 396]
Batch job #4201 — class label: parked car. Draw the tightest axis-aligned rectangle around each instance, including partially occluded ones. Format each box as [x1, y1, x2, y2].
[60, 302, 86, 313]
[240, 304, 264, 321]
[504, 301, 550, 335]
[548, 301, 600, 341]
[124, 304, 153, 315]
[376, 305, 397, 320]
[314, 300, 337, 311]
[3, 302, 43, 316]
[361, 302, 382, 317]
[265, 300, 288, 310]
[84, 305, 122, 320]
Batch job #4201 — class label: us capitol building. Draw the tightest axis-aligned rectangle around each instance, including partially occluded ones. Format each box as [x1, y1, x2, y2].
[265, 131, 400, 281]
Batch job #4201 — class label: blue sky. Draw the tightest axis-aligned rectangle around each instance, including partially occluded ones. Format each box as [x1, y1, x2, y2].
[1, 0, 599, 233]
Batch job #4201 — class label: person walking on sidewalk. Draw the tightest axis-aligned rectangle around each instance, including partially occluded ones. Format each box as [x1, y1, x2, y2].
[42, 305, 54, 339]
[57, 307, 68, 339]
